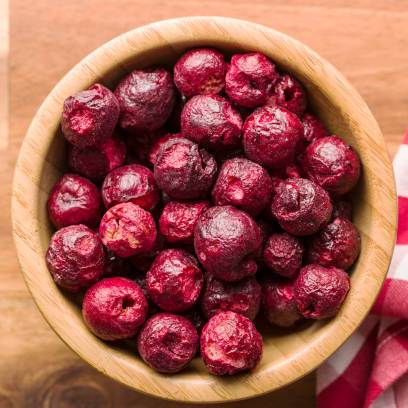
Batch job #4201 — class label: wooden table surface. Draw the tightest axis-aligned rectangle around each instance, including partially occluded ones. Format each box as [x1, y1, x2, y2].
[3, 1, 408, 406]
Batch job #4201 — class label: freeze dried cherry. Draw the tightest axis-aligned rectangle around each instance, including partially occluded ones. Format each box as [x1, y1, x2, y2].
[159, 200, 210, 244]
[212, 157, 272, 216]
[82, 277, 148, 340]
[243, 106, 303, 169]
[146, 249, 203, 312]
[181, 95, 242, 150]
[61, 83, 119, 148]
[115, 68, 175, 132]
[307, 217, 361, 270]
[137, 313, 198, 373]
[99, 202, 157, 258]
[302, 136, 361, 195]
[271, 178, 332, 236]
[200, 311, 262, 375]
[267, 74, 307, 117]
[47, 173, 101, 229]
[194, 206, 262, 282]
[174, 48, 226, 97]
[262, 278, 301, 327]
[154, 138, 217, 200]
[263, 232, 304, 278]
[225, 52, 279, 108]
[46, 224, 104, 292]
[101, 164, 159, 210]
[294, 264, 350, 319]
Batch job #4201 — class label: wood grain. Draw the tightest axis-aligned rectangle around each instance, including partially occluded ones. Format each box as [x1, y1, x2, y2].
[5, 1, 408, 407]
[0, 0, 8, 150]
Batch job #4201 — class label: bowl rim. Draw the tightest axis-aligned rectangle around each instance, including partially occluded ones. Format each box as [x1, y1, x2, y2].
[11, 16, 397, 403]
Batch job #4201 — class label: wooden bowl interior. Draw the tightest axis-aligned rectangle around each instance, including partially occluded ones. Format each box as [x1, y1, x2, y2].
[13, 17, 396, 403]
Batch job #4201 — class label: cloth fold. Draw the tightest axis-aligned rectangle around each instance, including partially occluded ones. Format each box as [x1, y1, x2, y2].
[317, 130, 408, 408]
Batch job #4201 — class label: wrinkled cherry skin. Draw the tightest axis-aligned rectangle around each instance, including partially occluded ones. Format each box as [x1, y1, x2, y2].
[146, 249, 204, 312]
[302, 136, 361, 195]
[99, 202, 157, 258]
[294, 264, 350, 319]
[212, 158, 273, 216]
[181, 95, 242, 150]
[47, 173, 101, 229]
[159, 200, 210, 244]
[101, 164, 159, 210]
[267, 74, 307, 117]
[82, 277, 148, 341]
[154, 138, 217, 200]
[61, 83, 119, 148]
[148, 133, 181, 166]
[263, 232, 304, 278]
[331, 198, 352, 220]
[225, 52, 279, 108]
[68, 136, 126, 181]
[301, 113, 329, 146]
[114, 68, 175, 132]
[307, 217, 361, 270]
[243, 106, 303, 169]
[262, 278, 302, 327]
[174, 48, 226, 97]
[271, 178, 333, 236]
[200, 311, 263, 375]
[201, 276, 261, 320]
[137, 313, 198, 373]
[194, 205, 262, 282]
[46, 225, 104, 292]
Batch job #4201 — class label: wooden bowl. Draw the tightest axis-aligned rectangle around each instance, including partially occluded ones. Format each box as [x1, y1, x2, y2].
[12, 17, 397, 403]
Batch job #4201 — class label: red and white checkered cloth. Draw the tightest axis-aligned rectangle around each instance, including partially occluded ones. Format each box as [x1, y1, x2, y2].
[317, 130, 408, 408]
